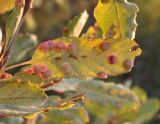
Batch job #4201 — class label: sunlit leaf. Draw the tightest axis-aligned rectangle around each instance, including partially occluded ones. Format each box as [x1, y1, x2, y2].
[94, 0, 139, 39]
[0, 0, 15, 14]
[28, 37, 141, 80]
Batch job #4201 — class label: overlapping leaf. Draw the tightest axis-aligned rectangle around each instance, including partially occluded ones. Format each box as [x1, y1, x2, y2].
[0, 79, 85, 117]
[0, 79, 47, 116]
[77, 80, 140, 123]
[42, 107, 89, 124]
[94, 0, 139, 39]
[63, 11, 89, 37]
[19, 37, 141, 81]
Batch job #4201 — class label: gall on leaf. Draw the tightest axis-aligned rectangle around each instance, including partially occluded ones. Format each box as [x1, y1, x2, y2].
[40, 70, 52, 80]
[39, 64, 48, 73]
[33, 65, 41, 74]
[99, 40, 110, 51]
[108, 55, 117, 64]
[97, 72, 108, 79]
[67, 43, 78, 57]
[47, 40, 55, 50]
[24, 68, 34, 75]
[55, 42, 66, 52]
[61, 62, 72, 74]
[0, 73, 10, 80]
[38, 42, 49, 52]
[123, 59, 134, 70]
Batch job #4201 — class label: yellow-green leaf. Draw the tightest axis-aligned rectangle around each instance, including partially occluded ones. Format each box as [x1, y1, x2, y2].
[0, 79, 47, 116]
[78, 80, 140, 123]
[42, 107, 89, 124]
[94, 0, 139, 39]
[27, 37, 141, 80]
[0, 0, 15, 14]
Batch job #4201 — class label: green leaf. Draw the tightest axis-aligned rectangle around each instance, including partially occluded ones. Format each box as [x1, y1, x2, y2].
[132, 86, 148, 103]
[5, 1, 25, 51]
[94, 0, 139, 39]
[0, 0, 15, 14]
[1, 0, 33, 67]
[42, 107, 89, 124]
[27, 37, 141, 80]
[0, 117, 23, 124]
[0, 79, 47, 116]
[45, 78, 81, 92]
[77, 80, 140, 123]
[63, 10, 89, 37]
[123, 99, 160, 124]
[7, 33, 38, 66]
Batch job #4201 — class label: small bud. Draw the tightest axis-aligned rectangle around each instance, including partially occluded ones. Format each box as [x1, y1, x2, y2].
[67, 43, 77, 56]
[123, 59, 134, 70]
[15, 0, 24, 8]
[97, 72, 108, 79]
[47, 40, 55, 50]
[108, 55, 117, 64]
[55, 42, 66, 51]
[38, 42, 49, 52]
[0, 73, 9, 79]
[61, 62, 72, 74]
[41, 70, 52, 79]
[99, 41, 110, 51]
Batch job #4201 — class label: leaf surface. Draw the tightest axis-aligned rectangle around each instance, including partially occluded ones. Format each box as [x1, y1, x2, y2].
[28, 37, 141, 80]
[94, 0, 139, 39]
[0, 79, 47, 116]
[77, 80, 140, 123]
[42, 107, 89, 124]
[0, 0, 14, 14]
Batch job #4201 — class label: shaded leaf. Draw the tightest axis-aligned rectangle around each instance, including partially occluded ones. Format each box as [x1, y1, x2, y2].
[1, 0, 33, 67]
[45, 78, 81, 92]
[77, 80, 140, 123]
[7, 33, 38, 66]
[0, 79, 47, 116]
[123, 99, 160, 124]
[42, 107, 89, 124]
[94, 0, 139, 39]
[63, 10, 89, 37]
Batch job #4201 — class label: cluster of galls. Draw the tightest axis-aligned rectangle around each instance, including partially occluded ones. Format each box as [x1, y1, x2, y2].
[38, 40, 68, 52]
[97, 40, 134, 79]
[36, 39, 133, 80]
[24, 64, 52, 80]
[38, 40, 76, 74]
